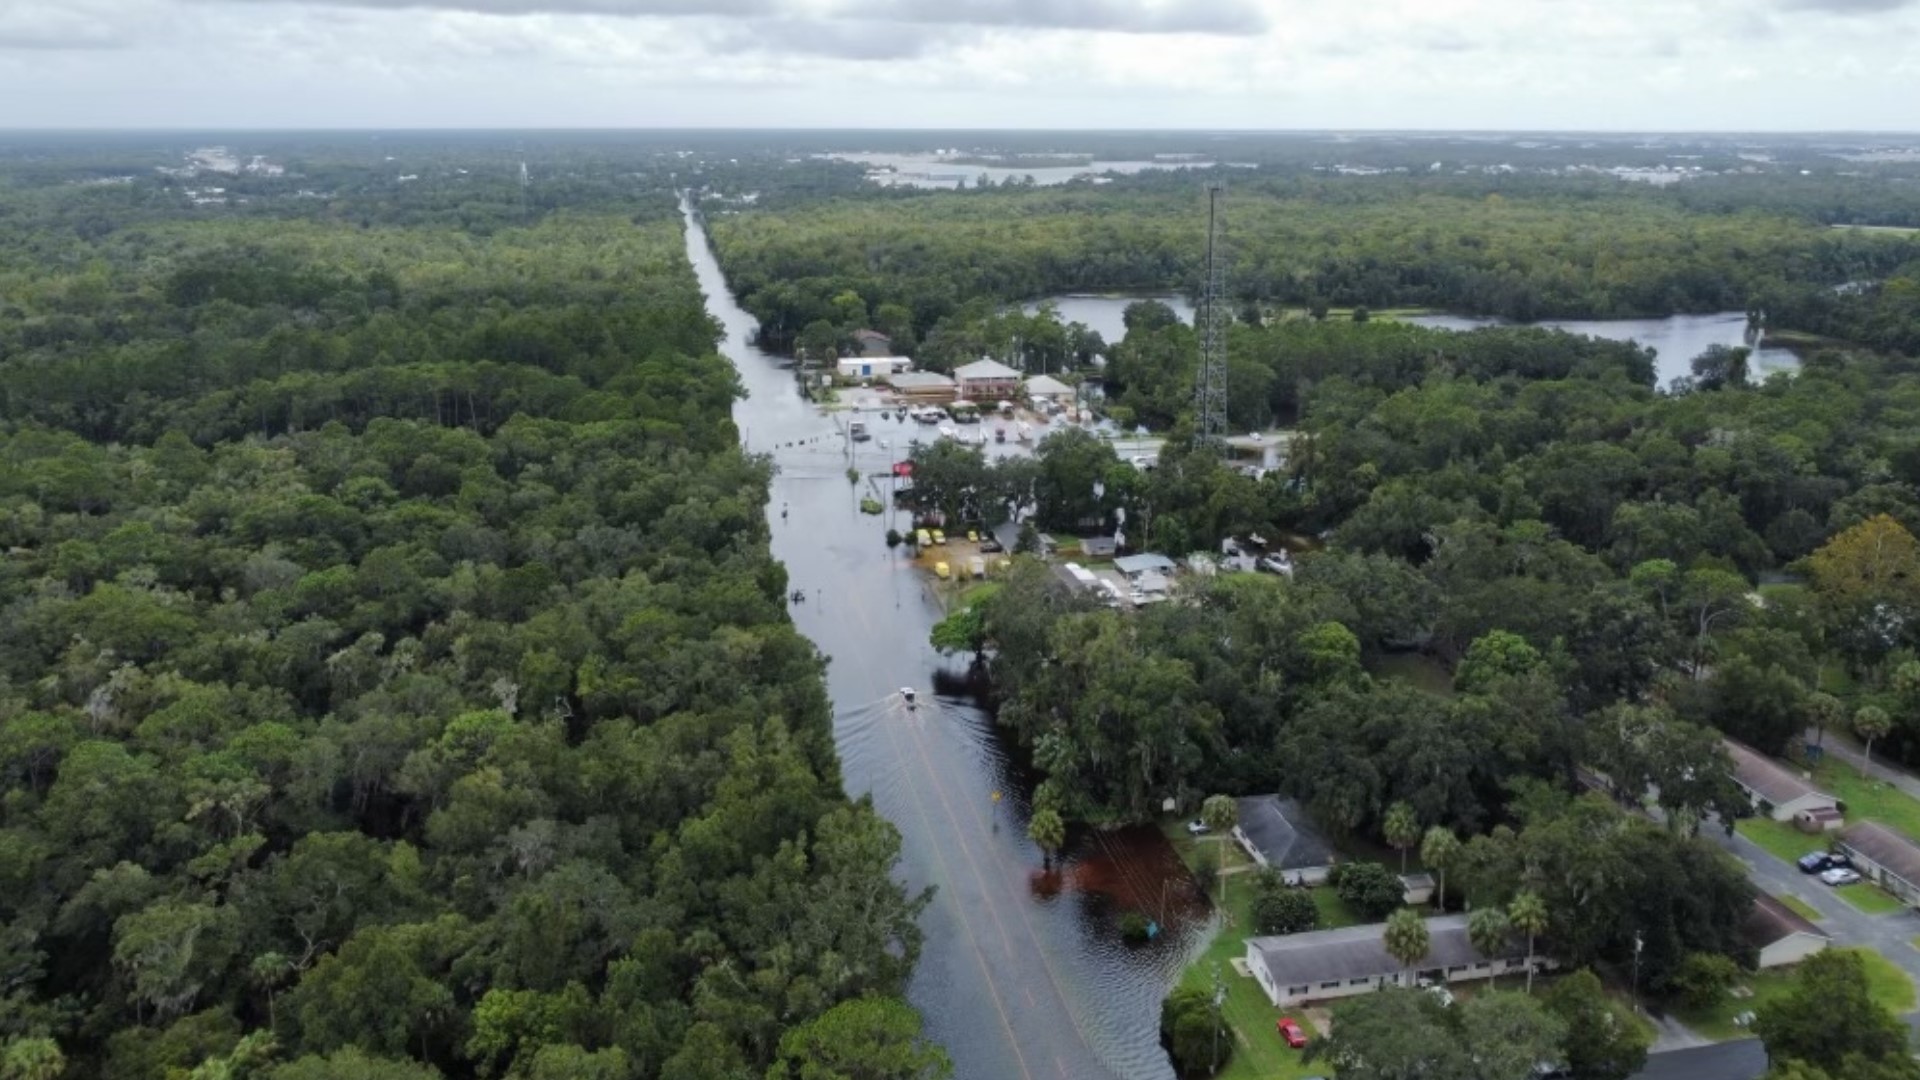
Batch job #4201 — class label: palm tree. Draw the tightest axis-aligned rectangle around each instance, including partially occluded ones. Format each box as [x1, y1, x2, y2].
[1383, 909, 1430, 987]
[1509, 890, 1549, 994]
[1855, 705, 1893, 781]
[1467, 906, 1511, 988]
[1383, 802, 1420, 874]
[1420, 826, 1460, 911]
[1807, 690, 1845, 750]
[1201, 794, 1238, 902]
[1028, 807, 1065, 870]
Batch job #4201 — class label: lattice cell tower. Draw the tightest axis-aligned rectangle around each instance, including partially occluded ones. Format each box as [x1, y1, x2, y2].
[1193, 182, 1229, 451]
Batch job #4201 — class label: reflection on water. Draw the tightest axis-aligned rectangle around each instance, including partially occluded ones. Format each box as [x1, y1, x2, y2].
[681, 198, 1199, 1080]
[1409, 311, 1801, 389]
[1022, 294, 1196, 347]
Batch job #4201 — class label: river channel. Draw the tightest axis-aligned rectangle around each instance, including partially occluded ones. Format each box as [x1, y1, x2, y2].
[679, 198, 1201, 1080]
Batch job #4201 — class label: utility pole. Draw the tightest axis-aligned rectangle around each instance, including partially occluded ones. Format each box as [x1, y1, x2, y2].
[1193, 182, 1229, 453]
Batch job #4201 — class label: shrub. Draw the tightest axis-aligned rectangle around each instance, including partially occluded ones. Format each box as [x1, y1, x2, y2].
[1334, 862, 1404, 921]
[1160, 986, 1231, 1078]
[1252, 871, 1319, 935]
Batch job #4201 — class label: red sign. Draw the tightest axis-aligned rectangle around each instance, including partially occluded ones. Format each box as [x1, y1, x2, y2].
[892, 461, 914, 477]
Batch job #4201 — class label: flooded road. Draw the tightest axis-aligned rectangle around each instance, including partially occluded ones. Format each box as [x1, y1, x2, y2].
[679, 197, 1201, 1080]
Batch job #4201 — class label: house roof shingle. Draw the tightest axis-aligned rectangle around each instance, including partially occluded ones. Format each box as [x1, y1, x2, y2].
[1841, 821, 1920, 887]
[1724, 739, 1830, 807]
[955, 359, 1021, 380]
[1743, 894, 1828, 951]
[1250, 914, 1525, 988]
[1236, 795, 1334, 873]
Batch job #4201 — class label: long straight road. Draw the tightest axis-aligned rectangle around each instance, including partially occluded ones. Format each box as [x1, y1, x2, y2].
[680, 197, 1195, 1080]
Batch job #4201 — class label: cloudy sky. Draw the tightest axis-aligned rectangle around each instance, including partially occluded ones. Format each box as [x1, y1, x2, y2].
[2, 0, 1917, 129]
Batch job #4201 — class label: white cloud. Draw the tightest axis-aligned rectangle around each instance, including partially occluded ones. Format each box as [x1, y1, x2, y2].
[0, 0, 1916, 128]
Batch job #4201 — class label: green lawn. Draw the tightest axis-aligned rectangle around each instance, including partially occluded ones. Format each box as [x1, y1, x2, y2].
[1836, 882, 1911, 915]
[1775, 894, 1822, 921]
[1673, 948, 1916, 1041]
[1160, 822, 1365, 1079]
[1806, 758, 1920, 838]
[1736, 817, 1823, 865]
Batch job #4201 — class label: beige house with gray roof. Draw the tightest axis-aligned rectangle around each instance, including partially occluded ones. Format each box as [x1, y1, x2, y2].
[1724, 739, 1838, 822]
[1245, 914, 1544, 1007]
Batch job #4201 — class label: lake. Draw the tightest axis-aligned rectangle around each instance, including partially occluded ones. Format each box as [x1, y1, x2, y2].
[833, 152, 1214, 190]
[1023, 294, 1196, 345]
[1408, 311, 1801, 389]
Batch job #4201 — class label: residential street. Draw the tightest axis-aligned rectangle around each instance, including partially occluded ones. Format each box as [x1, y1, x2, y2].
[1712, 827, 1920, 985]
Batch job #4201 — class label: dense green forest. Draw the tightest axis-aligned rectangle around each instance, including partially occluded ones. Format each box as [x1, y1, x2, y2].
[0, 154, 939, 1079]
[707, 175, 1920, 357]
[924, 309, 1920, 992]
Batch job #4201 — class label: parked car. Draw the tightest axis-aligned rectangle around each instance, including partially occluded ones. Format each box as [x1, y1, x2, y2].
[1186, 820, 1210, 836]
[1797, 851, 1834, 874]
[1276, 1018, 1308, 1048]
[1821, 867, 1863, 886]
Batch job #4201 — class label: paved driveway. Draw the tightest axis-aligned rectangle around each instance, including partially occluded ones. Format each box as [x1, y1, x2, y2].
[1713, 827, 1920, 985]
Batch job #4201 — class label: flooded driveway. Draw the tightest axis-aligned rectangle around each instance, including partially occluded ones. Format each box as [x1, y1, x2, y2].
[680, 197, 1202, 1080]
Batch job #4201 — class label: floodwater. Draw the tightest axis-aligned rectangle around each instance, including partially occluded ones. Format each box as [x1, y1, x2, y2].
[1023, 294, 1196, 346]
[832, 152, 1214, 190]
[680, 196, 1202, 1080]
[1408, 311, 1801, 389]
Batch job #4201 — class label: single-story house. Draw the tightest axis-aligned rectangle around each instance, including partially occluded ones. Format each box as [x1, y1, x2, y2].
[887, 371, 957, 403]
[1078, 536, 1118, 559]
[1837, 821, 1920, 908]
[1724, 739, 1839, 822]
[1232, 795, 1335, 885]
[1113, 553, 1178, 581]
[1246, 914, 1542, 1007]
[954, 359, 1023, 401]
[852, 329, 894, 357]
[1744, 894, 1829, 969]
[1024, 374, 1074, 405]
[837, 356, 913, 381]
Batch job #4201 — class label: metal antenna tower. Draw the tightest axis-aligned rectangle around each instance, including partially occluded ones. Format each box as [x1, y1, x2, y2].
[1193, 182, 1229, 451]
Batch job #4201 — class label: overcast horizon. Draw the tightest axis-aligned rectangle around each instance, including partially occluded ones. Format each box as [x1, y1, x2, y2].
[3, 0, 1918, 131]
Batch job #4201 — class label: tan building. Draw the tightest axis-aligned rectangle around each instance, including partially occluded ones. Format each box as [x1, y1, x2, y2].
[1724, 739, 1839, 822]
[1744, 894, 1829, 969]
[954, 359, 1022, 401]
[1246, 914, 1542, 1007]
